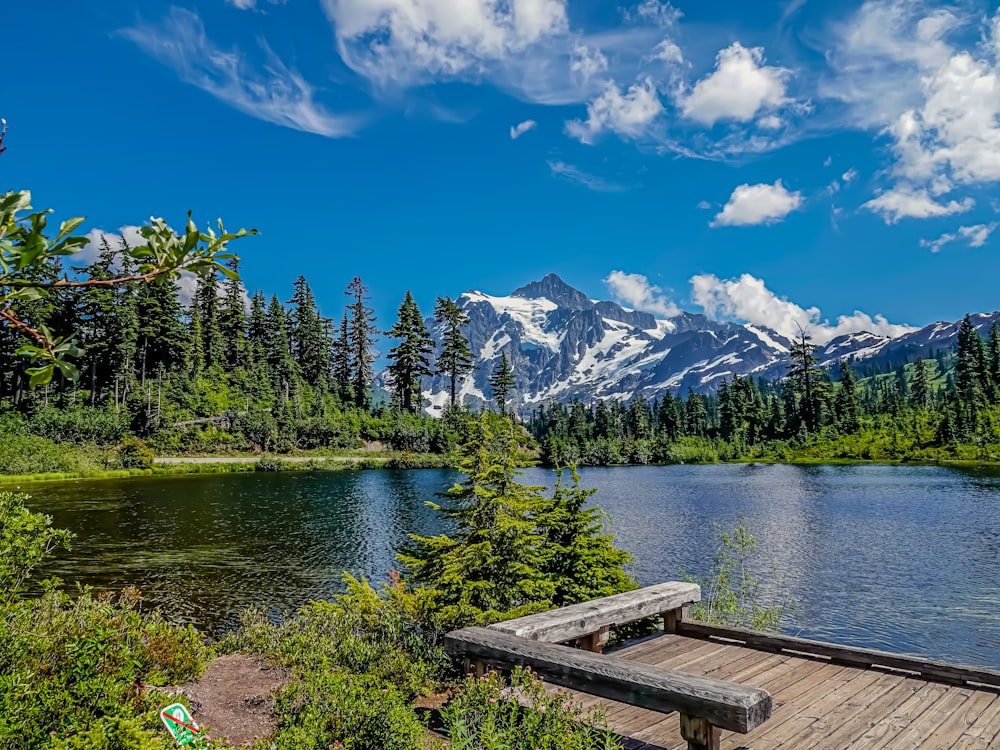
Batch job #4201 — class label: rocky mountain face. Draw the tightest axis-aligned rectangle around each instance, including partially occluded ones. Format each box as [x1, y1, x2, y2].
[405, 274, 999, 415]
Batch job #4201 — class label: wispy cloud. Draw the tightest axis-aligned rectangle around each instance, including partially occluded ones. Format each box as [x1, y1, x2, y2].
[547, 160, 627, 192]
[920, 223, 998, 252]
[510, 119, 537, 139]
[119, 7, 363, 138]
[863, 188, 974, 223]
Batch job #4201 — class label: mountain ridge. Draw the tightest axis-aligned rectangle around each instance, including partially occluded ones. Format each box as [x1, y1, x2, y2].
[384, 274, 999, 415]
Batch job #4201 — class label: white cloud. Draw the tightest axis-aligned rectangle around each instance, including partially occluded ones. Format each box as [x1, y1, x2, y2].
[120, 8, 362, 138]
[690, 273, 916, 344]
[604, 271, 680, 317]
[510, 119, 537, 139]
[827, 2, 1000, 212]
[324, 0, 568, 85]
[863, 187, 974, 223]
[823, 156, 833, 167]
[226, 0, 257, 8]
[920, 223, 998, 252]
[679, 42, 790, 126]
[547, 161, 625, 192]
[565, 76, 662, 143]
[710, 180, 802, 227]
[842, 168, 858, 183]
[79, 226, 147, 266]
[569, 44, 608, 83]
[696, 200, 712, 210]
[626, 0, 683, 28]
[757, 114, 784, 130]
[648, 38, 683, 65]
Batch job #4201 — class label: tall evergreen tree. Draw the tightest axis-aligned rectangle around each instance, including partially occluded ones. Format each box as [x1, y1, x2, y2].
[433, 296, 476, 408]
[684, 390, 707, 436]
[910, 359, 932, 410]
[345, 276, 378, 410]
[194, 272, 223, 371]
[834, 361, 860, 433]
[988, 322, 1000, 402]
[489, 354, 515, 414]
[287, 276, 327, 387]
[332, 311, 354, 405]
[219, 257, 248, 370]
[385, 291, 433, 413]
[265, 295, 297, 402]
[788, 328, 822, 433]
[247, 290, 268, 365]
[955, 315, 987, 435]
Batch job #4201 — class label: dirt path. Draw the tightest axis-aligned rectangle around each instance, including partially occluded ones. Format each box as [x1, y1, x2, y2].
[174, 654, 290, 746]
[154, 456, 381, 464]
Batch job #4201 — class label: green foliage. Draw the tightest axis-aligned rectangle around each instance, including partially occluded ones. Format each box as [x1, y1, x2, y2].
[0, 491, 72, 602]
[118, 438, 154, 469]
[440, 667, 621, 750]
[385, 291, 433, 414]
[686, 517, 793, 632]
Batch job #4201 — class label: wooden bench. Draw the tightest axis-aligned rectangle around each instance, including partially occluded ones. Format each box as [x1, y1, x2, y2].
[442, 583, 772, 750]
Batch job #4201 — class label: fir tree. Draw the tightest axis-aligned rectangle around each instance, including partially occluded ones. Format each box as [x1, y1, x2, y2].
[684, 390, 707, 436]
[385, 291, 433, 413]
[345, 277, 378, 410]
[194, 272, 223, 371]
[265, 295, 297, 402]
[219, 257, 248, 370]
[333, 311, 354, 405]
[287, 276, 328, 387]
[788, 328, 822, 433]
[955, 315, 987, 435]
[433, 296, 476, 407]
[911, 359, 932, 410]
[834, 362, 860, 433]
[399, 413, 555, 627]
[489, 354, 515, 414]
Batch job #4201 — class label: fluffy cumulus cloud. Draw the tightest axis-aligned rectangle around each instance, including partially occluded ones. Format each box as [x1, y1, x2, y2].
[510, 119, 537, 139]
[710, 180, 802, 227]
[120, 8, 361, 138]
[863, 187, 974, 223]
[690, 273, 916, 344]
[920, 223, 998, 252]
[565, 76, 662, 144]
[604, 271, 680, 317]
[324, 0, 568, 84]
[679, 43, 790, 126]
[828, 1, 1000, 217]
[569, 44, 608, 83]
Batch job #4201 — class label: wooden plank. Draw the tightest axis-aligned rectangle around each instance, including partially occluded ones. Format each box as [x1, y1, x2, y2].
[843, 681, 949, 750]
[444, 626, 771, 734]
[956, 692, 1000, 748]
[868, 686, 970, 748]
[490, 582, 701, 643]
[912, 688, 996, 749]
[676, 621, 1000, 688]
[802, 673, 923, 749]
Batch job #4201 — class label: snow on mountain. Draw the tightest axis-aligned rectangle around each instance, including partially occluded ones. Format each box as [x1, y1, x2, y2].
[387, 274, 1000, 415]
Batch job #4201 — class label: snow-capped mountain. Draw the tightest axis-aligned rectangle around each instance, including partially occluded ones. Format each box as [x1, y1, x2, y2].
[394, 274, 999, 415]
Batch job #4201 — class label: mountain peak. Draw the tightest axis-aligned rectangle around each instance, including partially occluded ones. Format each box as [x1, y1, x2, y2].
[511, 273, 593, 311]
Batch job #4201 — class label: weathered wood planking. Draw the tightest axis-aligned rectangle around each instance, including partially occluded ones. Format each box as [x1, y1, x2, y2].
[675, 620, 1000, 688]
[489, 581, 700, 643]
[443, 626, 771, 734]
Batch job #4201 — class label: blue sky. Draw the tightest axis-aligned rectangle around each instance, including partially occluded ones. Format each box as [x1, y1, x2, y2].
[5, 0, 1000, 344]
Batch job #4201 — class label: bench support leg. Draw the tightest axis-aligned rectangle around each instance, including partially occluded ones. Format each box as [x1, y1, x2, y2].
[679, 713, 721, 750]
[663, 605, 689, 634]
[579, 626, 610, 654]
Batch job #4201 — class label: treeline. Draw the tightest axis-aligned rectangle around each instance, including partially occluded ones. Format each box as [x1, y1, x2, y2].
[529, 318, 1000, 465]
[0, 237, 476, 456]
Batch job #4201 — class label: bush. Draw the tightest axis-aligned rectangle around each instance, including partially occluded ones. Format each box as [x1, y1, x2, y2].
[27, 407, 130, 445]
[255, 456, 286, 472]
[119, 438, 155, 469]
[440, 667, 621, 750]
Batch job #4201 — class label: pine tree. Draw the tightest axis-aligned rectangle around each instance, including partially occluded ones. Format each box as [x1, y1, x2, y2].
[539, 467, 636, 606]
[955, 315, 987, 436]
[684, 390, 707, 436]
[489, 354, 515, 414]
[219, 257, 248, 370]
[911, 359, 932, 410]
[247, 291, 268, 365]
[433, 296, 476, 407]
[194, 272, 223, 371]
[265, 295, 297, 402]
[988, 322, 1000, 402]
[385, 291, 433, 413]
[345, 277, 378, 410]
[834, 361, 860, 433]
[788, 328, 822, 433]
[286, 276, 328, 387]
[333, 311, 354, 405]
[399, 413, 555, 627]
[135, 275, 186, 387]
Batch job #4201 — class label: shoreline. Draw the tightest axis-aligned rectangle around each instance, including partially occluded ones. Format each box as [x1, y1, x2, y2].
[2, 454, 998, 486]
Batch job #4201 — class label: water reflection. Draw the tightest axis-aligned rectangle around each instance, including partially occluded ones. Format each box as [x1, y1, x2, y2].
[21, 463, 1000, 667]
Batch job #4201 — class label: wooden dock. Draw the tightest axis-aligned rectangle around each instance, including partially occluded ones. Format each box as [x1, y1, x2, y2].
[443, 582, 1000, 750]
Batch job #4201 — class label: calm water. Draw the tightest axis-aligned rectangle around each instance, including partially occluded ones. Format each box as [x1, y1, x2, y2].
[16, 464, 1000, 668]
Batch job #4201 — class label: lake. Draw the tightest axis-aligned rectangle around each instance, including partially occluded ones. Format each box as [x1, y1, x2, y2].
[17, 463, 1000, 669]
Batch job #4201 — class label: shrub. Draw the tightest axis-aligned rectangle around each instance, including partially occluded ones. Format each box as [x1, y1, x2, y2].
[440, 667, 621, 750]
[255, 457, 286, 472]
[119, 438, 155, 469]
[27, 407, 130, 445]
